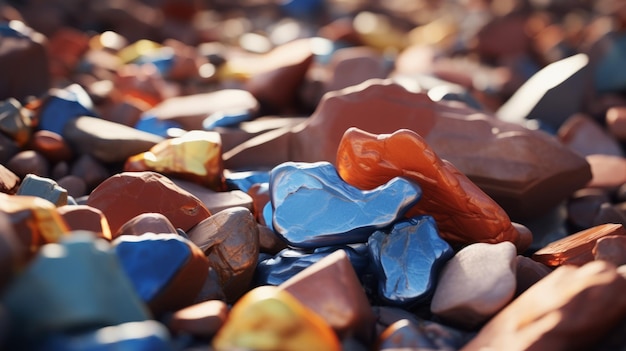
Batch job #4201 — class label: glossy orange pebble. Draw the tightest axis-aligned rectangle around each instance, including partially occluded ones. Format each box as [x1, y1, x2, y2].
[212, 285, 341, 351]
[532, 223, 626, 267]
[336, 127, 531, 252]
[125, 130, 226, 191]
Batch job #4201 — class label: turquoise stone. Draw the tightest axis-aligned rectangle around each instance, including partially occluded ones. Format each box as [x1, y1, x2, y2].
[269, 161, 421, 249]
[368, 215, 453, 306]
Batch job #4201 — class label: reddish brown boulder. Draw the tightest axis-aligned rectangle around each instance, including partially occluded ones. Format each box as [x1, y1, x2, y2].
[56, 205, 112, 240]
[558, 113, 623, 157]
[86, 171, 211, 234]
[115, 212, 178, 239]
[586, 154, 626, 190]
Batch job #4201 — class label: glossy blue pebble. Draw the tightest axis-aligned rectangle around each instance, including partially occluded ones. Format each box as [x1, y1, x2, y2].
[39, 84, 97, 135]
[270, 161, 422, 249]
[255, 244, 370, 286]
[36, 320, 173, 351]
[113, 233, 195, 303]
[368, 215, 454, 307]
[134, 114, 184, 138]
[202, 110, 252, 130]
[225, 171, 270, 192]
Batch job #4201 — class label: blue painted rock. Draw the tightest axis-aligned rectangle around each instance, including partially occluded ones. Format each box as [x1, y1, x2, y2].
[0, 211, 23, 292]
[203, 110, 252, 130]
[225, 170, 270, 193]
[16, 173, 68, 207]
[279, 250, 376, 344]
[113, 233, 209, 315]
[134, 115, 183, 138]
[187, 207, 259, 302]
[86, 171, 211, 234]
[38, 84, 97, 135]
[270, 161, 421, 248]
[368, 215, 453, 307]
[2, 232, 149, 344]
[255, 245, 370, 286]
[36, 320, 173, 351]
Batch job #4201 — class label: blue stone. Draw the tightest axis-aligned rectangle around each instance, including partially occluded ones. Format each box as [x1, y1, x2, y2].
[0, 22, 28, 38]
[270, 162, 422, 249]
[203, 110, 252, 130]
[279, 0, 324, 19]
[263, 201, 274, 232]
[39, 84, 97, 135]
[255, 245, 370, 286]
[135, 48, 175, 76]
[225, 171, 270, 192]
[36, 320, 174, 351]
[135, 115, 184, 138]
[595, 33, 626, 93]
[368, 215, 453, 307]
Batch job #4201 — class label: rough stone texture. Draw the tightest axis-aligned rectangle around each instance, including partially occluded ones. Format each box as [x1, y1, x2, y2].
[368, 215, 453, 306]
[63, 116, 163, 164]
[56, 205, 112, 241]
[258, 224, 287, 255]
[279, 250, 376, 344]
[533, 223, 626, 267]
[125, 130, 225, 190]
[169, 300, 228, 337]
[86, 171, 211, 235]
[145, 89, 259, 131]
[186, 207, 259, 302]
[462, 261, 626, 351]
[337, 127, 529, 251]
[431, 242, 518, 329]
[115, 212, 177, 239]
[558, 113, 624, 157]
[113, 233, 209, 316]
[2, 232, 149, 346]
[16, 174, 68, 207]
[270, 161, 421, 249]
[212, 286, 341, 351]
[593, 235, 626, 266]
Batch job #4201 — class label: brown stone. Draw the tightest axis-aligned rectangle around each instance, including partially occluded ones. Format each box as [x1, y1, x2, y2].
[169, 300, 228, 337]
[56, 205, 112, 240]
[146, 89, 259, 131]
[86, 171, 211, 235]
[28, 130, 73, 164]
[558, 113, 624, 157]
[6, 150, 50, 178]
[56, 175, 87, 199]
[515, 255, 553, 296]
[115, 212, 178, 239]
[279, 250, 375, 344]
[186, 207, 259, 302]
[586, 154, 626, 190]
[101, 97, 149, 127]
[257, 224, 287, 255]
[172, 179, 252, 214]
[217, 116, 306, 153]
[606, 106, 626, 141]
[462, 261, 626, 351]
[592, 202, 626, 227]
[247, 183, 270, 224]
[337, 127, 529, 251]
[0, 164, 19, 194]
[593, 235, 626, 266]
[566, 188, 611, 231]
[69, 154, 111, 192]
[63, 116, 164, 164]
[532, 223, 626, 267]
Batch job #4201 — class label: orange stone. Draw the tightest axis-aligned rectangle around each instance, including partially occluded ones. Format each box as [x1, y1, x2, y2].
[212, 285, 341, 351]
[532, 223, 626, 267]
[336, 127, 530, 251]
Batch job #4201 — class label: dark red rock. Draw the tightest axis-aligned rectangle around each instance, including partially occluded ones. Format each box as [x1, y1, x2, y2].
[585, 154, 626, 190]
[28, 130, 73, 163]
[56, 205, 112, 240]
[116, 212, 178, 239]
[86, 171, 211, 235]
[172, 179, 253, 215]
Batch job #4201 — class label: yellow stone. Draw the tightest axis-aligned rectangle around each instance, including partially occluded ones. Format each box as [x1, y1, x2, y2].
[117, 39, 161, 64]
[125, 130, 225, 190]
[212, 286, 341, 351]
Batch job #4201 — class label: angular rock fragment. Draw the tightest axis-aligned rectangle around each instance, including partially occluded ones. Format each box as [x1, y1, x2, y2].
[16, 173, 68, 207]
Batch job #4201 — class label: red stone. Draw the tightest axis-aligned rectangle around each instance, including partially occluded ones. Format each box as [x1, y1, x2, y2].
[57, 205, 112, 240]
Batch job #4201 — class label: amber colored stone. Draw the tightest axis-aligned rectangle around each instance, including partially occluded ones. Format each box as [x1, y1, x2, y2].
[0, 193, 69, 254]
[145, 89, 259, 131]
[279, 250, 375, 343]
[172, 179, 253, 215]
[169, 300, 228, 337]
[593, 235, 626, 266]
[28, 130, 73, 163]
[532, 223, 626, 267]
[125, 130, 225, 191]
[258, 224, 287, 255]
[0, 164, 19, 194]
[187, 207, 259, 302]
[6, 150, 50, 178]
[337, 127, 529, 251]
[86, 171, 211, 235]
[586, 154, 626, 189]
[462, 261, 626, 351]
[56, 205, 111, 241]
[558, 113, 623, 157]
[606, 106, 626, 141]
[116, 212, 177, 239]
[212, 285, 341, 351]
